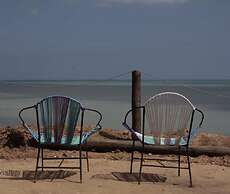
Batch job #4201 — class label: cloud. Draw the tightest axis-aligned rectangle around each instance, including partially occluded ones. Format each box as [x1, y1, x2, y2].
[97, 0, 189, 6]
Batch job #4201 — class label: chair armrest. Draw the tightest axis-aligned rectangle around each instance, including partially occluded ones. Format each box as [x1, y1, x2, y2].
[195, 108, 204, 128]
[122, 106, 144, 132]
[83, 107, 102, 130]
[18, 105, 36, 132]
[186, 108, 204, 143]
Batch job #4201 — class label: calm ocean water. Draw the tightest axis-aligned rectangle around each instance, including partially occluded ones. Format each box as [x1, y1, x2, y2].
[0, 80, 230, 135]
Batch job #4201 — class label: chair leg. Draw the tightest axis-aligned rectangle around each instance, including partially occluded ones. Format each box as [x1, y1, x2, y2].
[138, 151, 144, 184]
[178, 146, 181, 176]
[187, 150, 193, 187]
[34, 147, 41, 183]
[79, 147, 82, 183]
[86, 150, 89, 172]
[130, 140, 135, 174]
[41, 148, 44, 172]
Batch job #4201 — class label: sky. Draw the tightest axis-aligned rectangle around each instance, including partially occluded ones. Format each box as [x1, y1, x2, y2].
[0, 0, 229, 80]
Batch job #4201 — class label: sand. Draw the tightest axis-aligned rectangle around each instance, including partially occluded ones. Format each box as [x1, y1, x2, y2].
[0, 126, 230, 193]
[0, 157, 230, 194]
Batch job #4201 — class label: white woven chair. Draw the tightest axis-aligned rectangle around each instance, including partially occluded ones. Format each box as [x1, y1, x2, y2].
[123, 92, 204, 187]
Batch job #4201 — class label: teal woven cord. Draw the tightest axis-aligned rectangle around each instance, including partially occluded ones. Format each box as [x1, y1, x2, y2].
[65, 99, 81, 145]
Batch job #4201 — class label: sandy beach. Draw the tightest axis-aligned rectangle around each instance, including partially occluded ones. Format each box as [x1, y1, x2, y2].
[0, 126, 229, 194]
[1, 0, 230, 193]
[0, 157, 230, 194]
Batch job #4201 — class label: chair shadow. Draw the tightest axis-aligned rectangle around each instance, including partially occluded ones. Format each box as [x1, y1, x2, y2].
[92, 172, 167, 183]
[0, 169, 77, 181]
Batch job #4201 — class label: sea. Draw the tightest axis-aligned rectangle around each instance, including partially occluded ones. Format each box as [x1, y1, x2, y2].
[0, 80, 230, 135]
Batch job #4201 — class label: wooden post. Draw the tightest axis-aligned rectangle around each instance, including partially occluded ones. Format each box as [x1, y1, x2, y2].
[132, 70, 141, 132]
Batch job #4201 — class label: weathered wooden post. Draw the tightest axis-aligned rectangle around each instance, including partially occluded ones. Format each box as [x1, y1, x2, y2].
[132, 70, 141, 132]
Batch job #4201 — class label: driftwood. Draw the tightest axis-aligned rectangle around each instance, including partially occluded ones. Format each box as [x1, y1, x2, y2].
[81, 139, 230, 157]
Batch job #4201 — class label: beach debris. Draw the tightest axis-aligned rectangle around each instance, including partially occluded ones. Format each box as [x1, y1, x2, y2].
[3, 126, 26, 148]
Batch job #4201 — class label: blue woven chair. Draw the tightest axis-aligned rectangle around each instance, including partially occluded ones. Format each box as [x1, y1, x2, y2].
[123, 92, 204, 187]
[19, 95, 102, 183]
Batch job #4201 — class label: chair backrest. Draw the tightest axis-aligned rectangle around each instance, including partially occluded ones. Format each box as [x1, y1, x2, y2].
[144, 92, 195, 145]
[36, 96, 82, 145]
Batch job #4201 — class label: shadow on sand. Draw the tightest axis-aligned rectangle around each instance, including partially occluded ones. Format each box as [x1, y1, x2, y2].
[92, 172, 167, 183]
[0, 169, 77, 181]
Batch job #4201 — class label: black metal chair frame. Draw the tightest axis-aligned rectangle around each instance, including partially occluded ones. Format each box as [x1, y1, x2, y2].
[19, 96, 102, 183]
[123, 105, 204, 187]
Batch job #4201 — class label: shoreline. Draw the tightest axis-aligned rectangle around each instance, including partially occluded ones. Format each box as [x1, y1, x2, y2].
[0, 126, 229, 167]
[1, 125, 230, 147]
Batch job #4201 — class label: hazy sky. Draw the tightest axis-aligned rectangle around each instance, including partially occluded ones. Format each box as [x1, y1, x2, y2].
[0, 0, 229, 80]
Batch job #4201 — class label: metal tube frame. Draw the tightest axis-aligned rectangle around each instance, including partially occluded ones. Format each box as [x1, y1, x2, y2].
[19, 97, 103, 183]
[123, 106, 204, 187]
